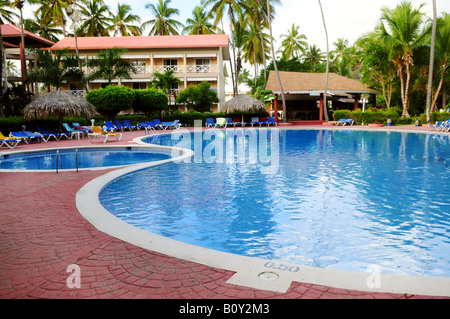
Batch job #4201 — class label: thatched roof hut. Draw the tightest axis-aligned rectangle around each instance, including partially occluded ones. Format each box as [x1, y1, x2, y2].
[222, 94, 266, 113]
[23, 90, 97, 130]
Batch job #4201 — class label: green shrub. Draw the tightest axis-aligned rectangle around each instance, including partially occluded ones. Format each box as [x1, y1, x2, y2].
[86, 85, 135, 120]
[132, 88, 168, 117]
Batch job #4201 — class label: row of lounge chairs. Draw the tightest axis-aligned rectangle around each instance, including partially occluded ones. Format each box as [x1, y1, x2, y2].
[429, 118, 450, 132]
[206, 117, 278, 128]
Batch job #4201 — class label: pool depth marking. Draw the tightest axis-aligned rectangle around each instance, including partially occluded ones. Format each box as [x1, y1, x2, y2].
[77, 127, 450, 296]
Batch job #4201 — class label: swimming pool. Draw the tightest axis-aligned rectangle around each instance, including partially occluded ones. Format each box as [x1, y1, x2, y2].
[100, 129, 450, 277]
[0, 147, 172, 171]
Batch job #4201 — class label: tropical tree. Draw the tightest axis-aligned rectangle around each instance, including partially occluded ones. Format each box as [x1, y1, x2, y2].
[318, 0, 330, 122]
[183, 6, 217, 35]
[86, 48, 135, 84]
[201, 0, 244, 96]
[357, 31, 396, 108]
[266, 0, 286, 122]
[303, 44, 325, 72]
[429, 12, 450, 113]
[150, 70, 181, 113]
[379, 1, 429, 118]
[426, 0, 437, 122]
[0, 1, 19, 24]
[33, 0, 73, 37]
[106, 3, 141, 36]
[143, 0, 184, 36]
[27, 49, 85, 91]
[279, 24, 308, 60]
[77, 0, 111, 37]
[242, 21, 269, 84]
[176, 82, 219, 112]
[23, 16, 63, 42]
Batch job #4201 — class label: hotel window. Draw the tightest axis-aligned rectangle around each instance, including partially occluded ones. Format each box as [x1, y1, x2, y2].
[163, 59, 178, 72]
[195, 59, 210, 72]
[132, 82, 147, 90]
[132, 60, 146, 74]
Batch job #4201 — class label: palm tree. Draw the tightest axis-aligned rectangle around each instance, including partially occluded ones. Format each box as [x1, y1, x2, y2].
[266, 0, 286, 122]
[77, 0, 111, 37]
[0, 1, 19, 24]
[201, 0, 244, 96]
[143, 0, 184, 36]
[106, 3, 141, 36]
[242, 21, 269, 85]
[150, 69, 181, 113]
[303, 44, 325, 72]
[379, 1, 429, 118]
[430, 12, 450, 112]
[86, 48, 135, 84]
[426, 0, 437, 123]
[23, 16, 64, 43]
[318, 0, 330, 122]
[11, 0, 27, 88]
[183, 5, 217, 35]
[279, 24, 308, 60]
[33, 0, 73, 37]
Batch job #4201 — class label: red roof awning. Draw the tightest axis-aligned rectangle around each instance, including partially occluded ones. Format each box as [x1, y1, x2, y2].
[1, 24, 55, 48]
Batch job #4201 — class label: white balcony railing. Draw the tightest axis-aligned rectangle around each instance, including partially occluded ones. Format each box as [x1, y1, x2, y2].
[186, 65, 217, 73]
[68, 90, 86, 98]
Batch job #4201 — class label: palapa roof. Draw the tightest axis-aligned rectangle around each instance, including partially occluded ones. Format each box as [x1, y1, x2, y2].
[265, 71, 379, 95]
[23, 90, 96, 120]
[222, 94, 266, 113]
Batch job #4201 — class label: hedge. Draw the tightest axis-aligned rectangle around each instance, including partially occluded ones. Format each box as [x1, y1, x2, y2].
[333, 108, 403, 125]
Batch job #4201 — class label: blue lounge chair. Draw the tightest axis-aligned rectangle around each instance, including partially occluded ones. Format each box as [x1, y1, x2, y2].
[250, 117, 261, 127]
[113, 120, 126, 131]
[259, 117, 269, 126]
[435, 118, 450, 132]
[267, 117, 277, 126]
[36, 126, 70, 141]
[122, 119, 138, 131]
[226, 118, 233, 126]
[10, 131, 43, 143]
[103, 121, 117, 132]
[336, 119, 354, 126]
[63, 123, 83, 139]
[162, 120, 181, 130]
[205, 118, 215, 128]
[72, 122, 91, 134]
[151, 119, 164, 129]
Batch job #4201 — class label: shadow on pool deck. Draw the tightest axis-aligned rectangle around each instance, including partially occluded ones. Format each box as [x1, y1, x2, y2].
[0, 126, 448, 299]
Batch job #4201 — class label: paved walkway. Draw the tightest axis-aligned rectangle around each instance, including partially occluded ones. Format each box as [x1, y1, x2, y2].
[0, 125, 447, 299]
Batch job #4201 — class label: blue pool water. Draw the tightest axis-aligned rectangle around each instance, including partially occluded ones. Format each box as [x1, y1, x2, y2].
[0, 147, 171, 170]
[100, 129, 450, 276]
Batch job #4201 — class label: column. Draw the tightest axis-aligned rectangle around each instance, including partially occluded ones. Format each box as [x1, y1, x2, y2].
[319, 93, 324, 121]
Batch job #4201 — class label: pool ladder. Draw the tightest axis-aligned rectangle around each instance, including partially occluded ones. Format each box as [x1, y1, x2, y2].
[55, 149, 81, 173]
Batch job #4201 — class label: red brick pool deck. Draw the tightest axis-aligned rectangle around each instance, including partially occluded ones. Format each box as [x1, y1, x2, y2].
[0, 125, 448, 299]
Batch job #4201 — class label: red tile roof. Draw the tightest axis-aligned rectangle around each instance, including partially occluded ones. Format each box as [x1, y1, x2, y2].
[1, 24, 55, 47]
[49, 34, 229, 51]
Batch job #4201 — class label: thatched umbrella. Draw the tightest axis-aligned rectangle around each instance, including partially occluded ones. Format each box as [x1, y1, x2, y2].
[222, 94, 266, 123]
[23, 90, 97, 131]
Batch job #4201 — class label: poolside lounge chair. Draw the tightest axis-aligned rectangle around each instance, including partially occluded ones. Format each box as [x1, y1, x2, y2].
[205, 118, 215, 128]
[138, 122, 156, 134]
[0, 132, 22, 149]
[226, 118, 233, 127]
[250, 117, 261, 127]
[36, 126, 70, 140]
[63, 123, 84, 139]
[10, 131, 43, 143]
[103, 121, 117, 132]
[232, 117, 243, 127]
[162, 120, 181, 130]
[151, 119, 164, 129]
[72, 122, 91, 134]
[122, 119, 138, 131]
[267, 117, 277, 126]
[336, 119, 354, 126]
[88, 126, 122, 143]
[259, 117, 269, 126]
[215, 117, 227, 128]
[434, 118, 450, 132]
[113, 120, 126, 131]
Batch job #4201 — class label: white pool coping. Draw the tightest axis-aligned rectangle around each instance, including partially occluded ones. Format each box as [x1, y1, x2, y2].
[76, 127, 450, 297]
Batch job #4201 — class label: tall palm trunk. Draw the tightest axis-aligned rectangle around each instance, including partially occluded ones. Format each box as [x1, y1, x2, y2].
[318, 0, 329, 122]
[267, 0, 286, 122]
[0, 24, 4, 116]
[426, 0, 437, 123]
